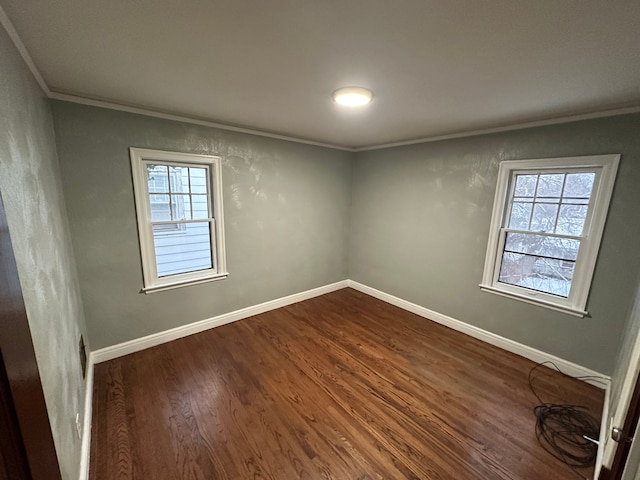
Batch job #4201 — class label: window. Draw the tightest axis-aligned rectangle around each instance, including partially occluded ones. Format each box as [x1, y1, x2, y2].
[130, 148, 227, 293]
[480, 154, 619, 316]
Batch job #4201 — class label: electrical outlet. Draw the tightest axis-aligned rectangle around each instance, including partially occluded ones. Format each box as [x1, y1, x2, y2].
[75, 412, 82, 440]
[79, 335, 87, 379]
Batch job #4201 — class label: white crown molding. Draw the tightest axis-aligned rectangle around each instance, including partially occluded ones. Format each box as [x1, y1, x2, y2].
[347, 280, 609, 388]
[3, 8, 639, 154]
[354, 104, 640, 152]
[0, 4, 50, 96]
[91, 280, 350, 363]
[51, 92, 640, 154]
[48, 91, 355, 152]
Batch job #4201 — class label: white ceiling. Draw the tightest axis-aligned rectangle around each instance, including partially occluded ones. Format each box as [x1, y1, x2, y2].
[2, 0, 640, 149]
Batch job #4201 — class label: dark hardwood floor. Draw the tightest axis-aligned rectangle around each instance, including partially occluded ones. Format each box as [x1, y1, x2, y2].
[90, 288, 604, 480]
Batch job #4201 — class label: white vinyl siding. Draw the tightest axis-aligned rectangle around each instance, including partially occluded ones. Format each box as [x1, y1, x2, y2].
[130, 148, 227, 293]
[154, 222, 212, 276]
[480, 154, 619, 316]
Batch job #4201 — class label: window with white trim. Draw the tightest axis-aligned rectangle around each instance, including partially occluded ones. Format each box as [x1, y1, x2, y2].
[130, 148, 227, 293]
[480, 155, 619, 316]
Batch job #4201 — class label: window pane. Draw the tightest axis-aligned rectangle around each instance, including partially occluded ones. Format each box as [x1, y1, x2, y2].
[536, 174, 564, 198]
[180, 167, 190, 192]
[564, 173, 595, 199]
[504, 232, 580, 261]
[147, 165, 169, 193]
[191, 194, 209, 219]
[514, 175, 537, 197]
[508, 202, 532, 229]
[556, 204, 588, 236]
[153, 222, 213, 276]
[530, 203, 558, 232]
[498, 251, 574, 297]
[172, 195, 191, 220]
[149, 194, 171, 221]
[189, 168, 208, 194]
[169, 166, 187, 192]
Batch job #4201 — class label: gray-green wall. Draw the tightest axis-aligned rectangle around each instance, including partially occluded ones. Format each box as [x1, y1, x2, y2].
[0, 24, 88, 480]
[52, 101, 640, 375]
[51, 101, 353, 350]
[4, 13, 639, 475]
[350, 114, 640, 374]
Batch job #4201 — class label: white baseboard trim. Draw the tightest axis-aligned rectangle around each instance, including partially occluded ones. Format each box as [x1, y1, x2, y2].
[92, 280, 349, 364]
[78, 354, 95, 480]
[92, 278, 609, 384]
[347, 280, 610, 387]
[84, 278, 609, 476]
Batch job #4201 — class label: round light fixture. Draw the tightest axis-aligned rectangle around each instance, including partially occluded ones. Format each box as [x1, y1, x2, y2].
[332, 87, 373, 107]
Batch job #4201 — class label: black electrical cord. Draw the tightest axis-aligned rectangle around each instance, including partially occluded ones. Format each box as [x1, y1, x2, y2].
[528, 361, 603, 474]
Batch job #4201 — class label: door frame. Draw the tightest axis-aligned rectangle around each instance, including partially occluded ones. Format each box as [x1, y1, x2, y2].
[599, 278, 640, 480]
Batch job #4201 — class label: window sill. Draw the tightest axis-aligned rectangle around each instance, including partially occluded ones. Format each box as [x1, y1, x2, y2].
[479, 284, 588, 318]
[142, 272, 229, 294]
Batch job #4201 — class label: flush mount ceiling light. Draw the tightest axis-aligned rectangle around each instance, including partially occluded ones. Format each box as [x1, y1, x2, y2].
[332, 87, 373, 107]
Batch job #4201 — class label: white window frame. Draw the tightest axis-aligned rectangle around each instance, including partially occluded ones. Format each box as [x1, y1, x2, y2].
[480, 154, 619, 317]
[130, 148, 228, 293]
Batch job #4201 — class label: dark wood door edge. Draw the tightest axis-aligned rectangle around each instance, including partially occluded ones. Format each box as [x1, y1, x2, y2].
[603, 369, 640, 480]
[0, 190, 62, 479]
[0, 353, 30, 479]
[599, 466, 611, 480]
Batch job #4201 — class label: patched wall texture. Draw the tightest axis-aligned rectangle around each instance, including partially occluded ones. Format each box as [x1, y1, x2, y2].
[51, 101, 353, 350]
[0, 24, 88, 480]
[350, 113, 640, 375]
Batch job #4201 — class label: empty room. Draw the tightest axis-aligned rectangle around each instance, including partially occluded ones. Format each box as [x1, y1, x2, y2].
[1, 1, 640, 479]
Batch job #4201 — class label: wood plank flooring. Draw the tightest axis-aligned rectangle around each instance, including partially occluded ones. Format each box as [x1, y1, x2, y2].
[90, 288, 604, 480]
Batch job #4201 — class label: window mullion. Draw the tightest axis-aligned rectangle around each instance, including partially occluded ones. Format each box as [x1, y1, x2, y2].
[166, 166, 174, 221]
[502, 228, 584, 242]
[551, 174, 567, 234]
[187, 167, 194, 221]
[526, 174, 540, 230]
[151, 219, 213, 226]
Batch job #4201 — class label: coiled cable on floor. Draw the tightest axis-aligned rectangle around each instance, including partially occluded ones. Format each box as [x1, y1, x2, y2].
[529, 362, 602, 471]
